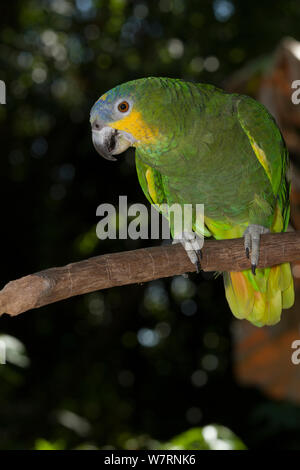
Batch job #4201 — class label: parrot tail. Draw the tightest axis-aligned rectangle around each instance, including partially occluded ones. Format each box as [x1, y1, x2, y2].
[223, 263, 294, 326]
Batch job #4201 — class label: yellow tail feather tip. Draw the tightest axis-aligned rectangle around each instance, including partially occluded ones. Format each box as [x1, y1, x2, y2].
[223, 263, 295, 327]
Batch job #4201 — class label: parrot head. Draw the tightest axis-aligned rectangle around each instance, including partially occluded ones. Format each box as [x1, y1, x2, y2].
[90, 77, 184, 162]
[90, 81, 137, 161]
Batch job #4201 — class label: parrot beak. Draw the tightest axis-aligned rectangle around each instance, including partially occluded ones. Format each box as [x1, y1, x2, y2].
[92, 125, 136, 161]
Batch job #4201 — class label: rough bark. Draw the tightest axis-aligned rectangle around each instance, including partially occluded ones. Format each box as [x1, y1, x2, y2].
[0, 232, 299, 317]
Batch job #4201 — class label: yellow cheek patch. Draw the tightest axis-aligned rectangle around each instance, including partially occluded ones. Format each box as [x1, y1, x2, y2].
[110, 109, 159, 145]
[145, 168, 158, 203]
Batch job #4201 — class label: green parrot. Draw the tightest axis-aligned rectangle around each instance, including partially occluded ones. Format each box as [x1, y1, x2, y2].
[90, 77, 294, 327]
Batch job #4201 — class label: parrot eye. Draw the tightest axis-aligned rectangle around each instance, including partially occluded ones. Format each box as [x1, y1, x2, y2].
[118, 101, 129, 113]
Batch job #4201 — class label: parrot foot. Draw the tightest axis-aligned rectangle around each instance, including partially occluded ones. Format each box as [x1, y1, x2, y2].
[172, 231, 202, 274]
[243, 224, 270, 275]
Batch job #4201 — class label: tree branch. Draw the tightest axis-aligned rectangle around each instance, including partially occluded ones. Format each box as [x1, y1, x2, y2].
[0, 232, 299, 317]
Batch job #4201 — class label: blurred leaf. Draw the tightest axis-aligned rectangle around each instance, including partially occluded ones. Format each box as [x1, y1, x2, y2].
[34, 439, 65, 450]
[0, 334, 30, 368]
[161, 426, 246, 450]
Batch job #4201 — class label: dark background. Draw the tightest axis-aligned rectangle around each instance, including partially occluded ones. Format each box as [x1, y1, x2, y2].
[0, 0, 300, 450]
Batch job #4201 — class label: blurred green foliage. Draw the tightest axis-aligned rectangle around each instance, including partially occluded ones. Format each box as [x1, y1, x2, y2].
[161, 425, 246, 450]
[33, 424, 246, 450]
[0, 0, 300, 450]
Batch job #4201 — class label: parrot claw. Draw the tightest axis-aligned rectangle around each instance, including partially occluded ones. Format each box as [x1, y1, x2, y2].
[243, 224, 270, 275]
[195, 258, 201, 274]
[173, 231, 203, 274]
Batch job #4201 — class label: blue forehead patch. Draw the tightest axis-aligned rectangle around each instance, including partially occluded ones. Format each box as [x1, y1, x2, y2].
[90, 86, 123, 122]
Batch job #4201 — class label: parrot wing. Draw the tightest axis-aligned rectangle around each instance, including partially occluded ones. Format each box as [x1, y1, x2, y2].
[135, 156, 172, 229]
[223, 96, 294, 326]
[236, 95, 290, 230]
[135, 154, 212, 238]
[135, 156, 167, 206]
